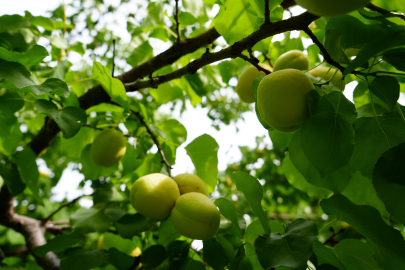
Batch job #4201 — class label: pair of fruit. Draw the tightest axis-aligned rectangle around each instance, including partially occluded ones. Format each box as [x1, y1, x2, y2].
[130, 173, 220, 240]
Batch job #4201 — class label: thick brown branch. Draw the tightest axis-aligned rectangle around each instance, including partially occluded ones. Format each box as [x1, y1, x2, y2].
[303, 27, 345, 73]
[125, 12, 318, 92]
[281, 0, 296, 9]
[367, 3, 405, 21]
[130, 108, 172, 177]
[0, 186, 60, 270]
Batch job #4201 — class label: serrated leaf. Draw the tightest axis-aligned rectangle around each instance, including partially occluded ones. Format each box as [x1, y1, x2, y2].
[0, 90, 24, 113]
[230, 171, 271, 234]
[101, 233, 140, 256]
[91, 62, 129, 111]
[70, 208, 111, 233]
[185, 134, 219, 192]
[60, 248, 110, 270]
[34, 99, 86, 138]
[313, 239, 382, 270]
[369, 76, 400, 111]
[0, 45, 48, 67]
[116, 214, 155, 240]
[255, 219, 318, 270]
[34, 231, 82, 257]
[301, 112, 355, 177]
[324, 30, 350, 64]
[350, 106, 405, 179]
[321, 194, 405, 270]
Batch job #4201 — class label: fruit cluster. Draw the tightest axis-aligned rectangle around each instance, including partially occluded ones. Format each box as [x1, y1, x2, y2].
[236, 50, 346, 133]
[130, 173, 220, 240]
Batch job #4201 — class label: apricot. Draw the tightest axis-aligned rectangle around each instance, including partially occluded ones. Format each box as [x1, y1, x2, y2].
[295, 0, 371, 17]
[90, 129, 127, 167]
[273, 50, 310, 72]
[130, 173, 180, 220]
[309, 66, 346, 90]
[257, 69, 314, 133]
[173, 173, 210, 197]
[236, 63, 272, 103]
[171, 192, 220, 240]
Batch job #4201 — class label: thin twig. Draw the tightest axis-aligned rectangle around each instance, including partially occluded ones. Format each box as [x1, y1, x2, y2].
[265, 0, 271, 24]
[175, 0, 181, 43]
[303, 27, 345, 73]
[130, 108, 172, 177]
[262, 53, 273, 67]
[112, 39, 116, 77]
[41, 193, 92, 225]
[323, 227, 345, 246]
[367, 3, 405, 21]
[237, 53, 271, 75]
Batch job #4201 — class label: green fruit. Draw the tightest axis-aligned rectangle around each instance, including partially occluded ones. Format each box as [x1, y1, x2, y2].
[236, 63, 272, 103]
[90, 129, 127, 167]
[171, 192, 220, 240]
[257, 69, 314, 133]
[130, 173, 180, 220]
[273, 50, 310, 72]
[295, 0, 371, 16]
[346, 48, 360, 57]
[309, 66, 346, 90]
[173, 173, 210, 197]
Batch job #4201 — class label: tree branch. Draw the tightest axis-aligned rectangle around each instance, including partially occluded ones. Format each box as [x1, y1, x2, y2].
[175, 0, 181, 43]
[125, 12, 318, 92]
[0, 186, 60, 270]
[237, 53, 271, 75]
[323, 227, 345, 246]
[303, 27, 345, 73]
[367, 3, 405, 21]
[265, 0, 271, 24]
[130, 108, 173, 177]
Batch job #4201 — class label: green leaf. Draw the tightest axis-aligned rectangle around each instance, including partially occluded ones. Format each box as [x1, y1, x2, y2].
[383, 48, 405, 72]
[0, 45, 48, 67]
[289, 131, 355, 193]
[0, 164, 25, 196]
[108, 248, 135, 270]
[0, 90, 25, 114]
[325, 91, 357, 125]
[86, 103, 124, 114]
[0, 114, 22, 155]
[282, 154, 332, 198]
[370, 0, 405, 12]
[341, 171, 388, 217]
[34, 100, 86, 139]
[13, 148, 42, 204]
[177, 258, 206, 270]
[324, 30, 350, 64]
[344, 31, 405, 75]
[60, 248, 110, 270]
[373, 142, 405, 224]
[93, 183, 124, 204]
[101, 233, 139, 256]
[141, 245, 167, 269]
[157, 119, 187, 164]
[350, 107, 405, 179]
[369, 76, 400, 111]
[52, 35, 68, 49]
[203, 238, 230, 270]
[254, 219, 318, 270]
[69, 42, 86, 56]
[268, 130, 294, 149]
[179, 12, 198, 26]
[321, 194, 405, 270]
[213, 0, 264, 45]
[185, 134, 219, 192]
[140, 0, 164, 29]
[158, 217, 181, 247]
[127, 41, 153, 66]
[313, 239, 381, 270]
[116, 214, 155, 240]
[216, 235, 235, 262]
[214, 198, 242, 236]
[33, 231, 82, 257]
[230, 171, 271, 235]
[91, 62, 129, 111]
[70, 207, 111, 233]
[301, 112, 355, 177]
[149, 82, 183, 104]
[249, 0, 283, 18]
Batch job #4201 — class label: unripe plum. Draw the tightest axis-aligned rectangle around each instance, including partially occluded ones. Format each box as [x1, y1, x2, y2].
[173, 173, 210, 197]
[257, 69, 314, 133]
[90, 129, 127, 167]
[309, 66, 346, 90]
[236, 63, 272, 103]
[130, 173, 180, 220]
[273, 50, 310, 72]
[171, 192, 220, 240]
[295, 0, 371, 17]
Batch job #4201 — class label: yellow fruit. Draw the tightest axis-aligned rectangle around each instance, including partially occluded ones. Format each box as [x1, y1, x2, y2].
[171, 192, 220, 240]
[90, 129, 127, 167]
[130, 173, 180, 220]
[295, 0, 371, 17]
[173, 173, 210, 197]
[346, 48, 360, 57]
[309, 66, 346, 90]
[97, 235, 104, 249]
[257, 69, 314, 133]
[273, 50, 310, 72]
[236, 63, 272, 103]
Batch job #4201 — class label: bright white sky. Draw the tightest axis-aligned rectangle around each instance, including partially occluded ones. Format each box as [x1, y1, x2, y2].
[2, 1, 404, 207]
